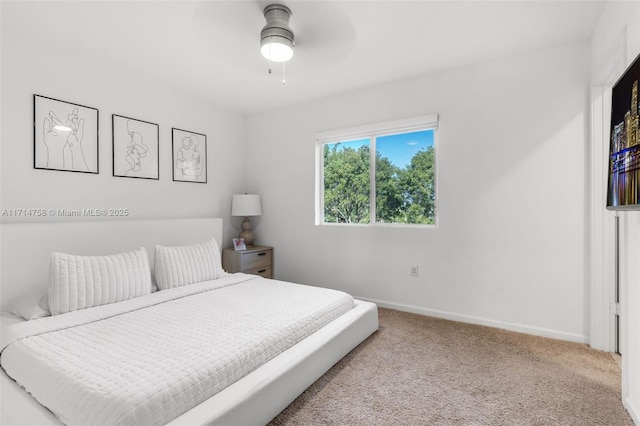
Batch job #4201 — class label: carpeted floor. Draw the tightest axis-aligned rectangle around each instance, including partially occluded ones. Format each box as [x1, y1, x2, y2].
[269, 308, 633, 425]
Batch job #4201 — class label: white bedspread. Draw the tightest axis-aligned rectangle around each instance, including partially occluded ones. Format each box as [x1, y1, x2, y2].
[1, 274, 355, 426]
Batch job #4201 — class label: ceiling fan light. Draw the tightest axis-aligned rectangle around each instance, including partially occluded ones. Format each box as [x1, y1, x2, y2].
[261, 36, 294, 62]
[260, 4, 294, 63]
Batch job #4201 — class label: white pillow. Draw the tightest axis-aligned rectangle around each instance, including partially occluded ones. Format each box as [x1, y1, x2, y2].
[154, 238, 224, 290]
[49, 247, 152, 315]
[8, 289, 51, 320]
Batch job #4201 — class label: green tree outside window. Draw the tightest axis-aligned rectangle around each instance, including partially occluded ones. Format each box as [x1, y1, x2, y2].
[323, 129, 436, 225]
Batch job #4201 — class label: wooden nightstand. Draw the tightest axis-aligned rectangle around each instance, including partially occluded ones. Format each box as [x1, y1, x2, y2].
[222, 246, 273, 279]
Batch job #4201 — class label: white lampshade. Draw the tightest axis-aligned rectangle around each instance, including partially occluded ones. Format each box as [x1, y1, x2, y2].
[231, 194, 262, 217]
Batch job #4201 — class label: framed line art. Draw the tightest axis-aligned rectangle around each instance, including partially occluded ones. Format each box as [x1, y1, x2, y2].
[33, 94, 99, 173]
[172, 128, 207, 183]
[112, 115, 159, 180]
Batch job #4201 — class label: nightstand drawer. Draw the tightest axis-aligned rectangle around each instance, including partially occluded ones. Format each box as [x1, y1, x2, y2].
[243, 250, 272, 270]
[222, 246, 274, 278]
[245, 265, 273, 279]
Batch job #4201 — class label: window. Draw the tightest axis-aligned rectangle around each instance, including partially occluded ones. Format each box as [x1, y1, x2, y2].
[316, 115, 438, 226]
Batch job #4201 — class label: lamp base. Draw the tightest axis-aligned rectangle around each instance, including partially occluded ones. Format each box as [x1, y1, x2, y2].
[239, 217, 255, 246]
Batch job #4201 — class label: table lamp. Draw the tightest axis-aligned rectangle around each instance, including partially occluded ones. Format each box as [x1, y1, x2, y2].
[231, 194, 262, 247]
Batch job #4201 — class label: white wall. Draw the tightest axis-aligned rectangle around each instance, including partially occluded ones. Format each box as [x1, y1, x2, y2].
[246, 40, 590, 343]
[591, 2, 640, 423]
[0, 4, 246, 246]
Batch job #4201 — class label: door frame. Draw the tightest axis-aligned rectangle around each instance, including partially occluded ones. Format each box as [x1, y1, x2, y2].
[589, 29, 627, 352]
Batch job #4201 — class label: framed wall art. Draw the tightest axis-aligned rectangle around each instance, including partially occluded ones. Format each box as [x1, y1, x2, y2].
[34, 94, 99, 174]
[172, 128, 207, 183]
[607, 52, 640, 210]
[112, 114, 159, 180]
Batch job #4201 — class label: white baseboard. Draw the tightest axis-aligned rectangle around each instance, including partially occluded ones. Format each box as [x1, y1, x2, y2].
[624, 397, 640, 425]
[356, 296, 587, 344]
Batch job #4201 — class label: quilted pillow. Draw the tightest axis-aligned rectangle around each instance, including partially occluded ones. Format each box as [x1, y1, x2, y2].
[49, 247, 152, 315]
[154, 238, 224, 290]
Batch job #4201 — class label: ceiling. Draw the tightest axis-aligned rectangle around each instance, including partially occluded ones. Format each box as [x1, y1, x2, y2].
[5, 1, 606, 115]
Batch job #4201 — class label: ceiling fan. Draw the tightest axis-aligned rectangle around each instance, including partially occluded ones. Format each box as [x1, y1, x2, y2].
[259, 3, 295, 84]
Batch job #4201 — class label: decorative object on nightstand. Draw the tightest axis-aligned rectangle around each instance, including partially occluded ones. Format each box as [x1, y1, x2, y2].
[222, 246, 273, 279]
[232, 238, 246, 251]
[231, 194, 262, 247]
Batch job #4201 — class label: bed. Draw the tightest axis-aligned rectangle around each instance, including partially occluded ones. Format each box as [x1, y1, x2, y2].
[0, 218, 378, 425]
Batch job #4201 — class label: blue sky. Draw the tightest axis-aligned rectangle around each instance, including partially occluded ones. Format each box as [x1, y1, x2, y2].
[332, 130, 434, 168]
[378, 130, 434, 167]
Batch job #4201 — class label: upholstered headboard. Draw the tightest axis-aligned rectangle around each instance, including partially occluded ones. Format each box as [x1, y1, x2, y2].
[0, 218, 223, 308]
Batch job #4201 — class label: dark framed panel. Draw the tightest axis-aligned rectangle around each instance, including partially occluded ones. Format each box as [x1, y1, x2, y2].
[171, 128, 207, 183]
[607, 52, 640, 210]
[112, 114, 159, 180]
[33, 94, 99, 174]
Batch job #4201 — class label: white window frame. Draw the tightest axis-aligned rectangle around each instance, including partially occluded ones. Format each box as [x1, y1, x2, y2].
[315, 114, 439, 227]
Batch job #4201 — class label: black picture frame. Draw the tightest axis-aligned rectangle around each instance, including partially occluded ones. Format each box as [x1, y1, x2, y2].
[607, 52, 640, 210]
[112, 114, 159, 180]
[171, 128, 207, 183]
[33, 94, 99, 174]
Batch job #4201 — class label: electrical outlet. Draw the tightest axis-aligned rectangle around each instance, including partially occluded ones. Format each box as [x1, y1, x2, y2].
[410, 265, 419, 277]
